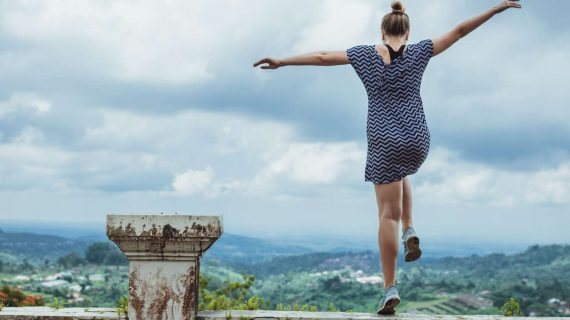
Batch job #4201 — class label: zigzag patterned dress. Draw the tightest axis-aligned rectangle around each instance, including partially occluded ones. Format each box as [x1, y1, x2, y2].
[347, 39, 433, 184]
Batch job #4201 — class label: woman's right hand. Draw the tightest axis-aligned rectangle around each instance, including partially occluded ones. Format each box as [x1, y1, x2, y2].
[253, 57, 282, 69]
[493, 0, 522, 14]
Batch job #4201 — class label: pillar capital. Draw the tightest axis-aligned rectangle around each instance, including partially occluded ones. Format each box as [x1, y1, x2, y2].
[107, 214, 223, 261]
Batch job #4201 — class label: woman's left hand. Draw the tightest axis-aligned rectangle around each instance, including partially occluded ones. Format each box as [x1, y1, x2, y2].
[493, 0, 522, 14]
[253, 57, 282, 69]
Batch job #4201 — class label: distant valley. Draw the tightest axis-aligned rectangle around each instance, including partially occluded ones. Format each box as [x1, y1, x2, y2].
[0, 227, 568, 317]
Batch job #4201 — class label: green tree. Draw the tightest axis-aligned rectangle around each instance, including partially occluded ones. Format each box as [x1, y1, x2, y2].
[102, 251, 128, 266]
[19, 259, 34, 272]
[85, 242, 126, 265]
[86, 243, 114, 264]
[57, 252, 86, 268]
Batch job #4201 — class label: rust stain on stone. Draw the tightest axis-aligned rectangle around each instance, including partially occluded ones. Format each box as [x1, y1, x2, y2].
[151, 223, 159, 237]
[207, 222, 216, 233]
[190, 222, 207, 236]
[139, 223, 153, 237]
[150, 238, 166, 257]
[148, 281, 173, 320]
[107, 221, 137, 237]
[149, 223, 167, 257]
[129, 268, 145, 320]
[181, 265, 197, 320]
[107, 222, 123, 237]
[162, 224, 179, 239]
[188, 221, 220, 237]
[125, 223, 137, 236]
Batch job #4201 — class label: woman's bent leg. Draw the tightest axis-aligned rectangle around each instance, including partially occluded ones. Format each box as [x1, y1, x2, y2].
[374, 180, 403, 291]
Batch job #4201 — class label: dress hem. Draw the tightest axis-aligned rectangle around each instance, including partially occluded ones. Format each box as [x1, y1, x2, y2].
[365, 166, 420, 185]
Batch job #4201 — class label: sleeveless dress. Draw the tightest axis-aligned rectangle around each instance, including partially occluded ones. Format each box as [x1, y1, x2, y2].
[346, 39, 434, 184]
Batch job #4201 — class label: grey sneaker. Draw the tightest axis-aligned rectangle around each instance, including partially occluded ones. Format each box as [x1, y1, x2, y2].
[376, 285, 400, 315]
[402, 226, 422, 262]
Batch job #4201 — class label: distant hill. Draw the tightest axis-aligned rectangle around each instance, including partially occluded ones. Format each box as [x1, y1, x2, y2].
[425, 244, 570, 276]
[0, 222, 532, 258]
[0, 226, 563, 270]
[204, 233, 312, 264]
[233, 243, 570, 278]
[0, 229, 312, 264]
[0, 228, 91, 262]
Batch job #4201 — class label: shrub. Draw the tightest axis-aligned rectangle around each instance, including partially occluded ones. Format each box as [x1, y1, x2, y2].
[0, 286, 44, 307]
[327, 303, 339, 312]
[200, 274, 268, 311]
[501, 297, 524, 317]
[116, 296, 128, 316]
[49, 297, 65, 310]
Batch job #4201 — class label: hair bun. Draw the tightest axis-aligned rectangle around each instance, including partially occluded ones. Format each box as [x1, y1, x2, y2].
[391, 1, 405, 14]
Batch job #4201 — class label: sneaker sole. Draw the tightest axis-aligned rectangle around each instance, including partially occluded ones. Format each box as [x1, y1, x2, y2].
[404, 235, 422, 262]
[376, 297, 400, 315]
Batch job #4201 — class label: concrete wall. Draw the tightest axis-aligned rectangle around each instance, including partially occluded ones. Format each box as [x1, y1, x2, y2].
[0, 307, 542, 319]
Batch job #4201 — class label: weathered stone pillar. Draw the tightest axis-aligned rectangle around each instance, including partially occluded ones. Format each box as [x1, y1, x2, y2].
[107, 214, 223, 320]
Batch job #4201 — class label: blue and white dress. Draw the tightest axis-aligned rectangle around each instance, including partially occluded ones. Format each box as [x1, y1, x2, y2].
[347, 39, 434, 184]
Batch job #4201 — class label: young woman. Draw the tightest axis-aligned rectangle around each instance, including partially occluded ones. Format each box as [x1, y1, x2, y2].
[253, 0, 521, 315]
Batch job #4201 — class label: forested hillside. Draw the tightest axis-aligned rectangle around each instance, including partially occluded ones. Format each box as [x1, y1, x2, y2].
[0, 229, 568, 316]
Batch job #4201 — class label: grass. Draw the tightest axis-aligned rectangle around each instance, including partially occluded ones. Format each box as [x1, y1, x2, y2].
[49, 297, 65, 310]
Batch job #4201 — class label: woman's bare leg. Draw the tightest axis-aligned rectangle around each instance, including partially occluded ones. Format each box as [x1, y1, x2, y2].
[401, 176, 413, 232]
[374, 179, 403, 291]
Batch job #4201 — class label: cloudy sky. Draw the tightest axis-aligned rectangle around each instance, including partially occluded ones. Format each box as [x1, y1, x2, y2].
[0, 0, 568, 247]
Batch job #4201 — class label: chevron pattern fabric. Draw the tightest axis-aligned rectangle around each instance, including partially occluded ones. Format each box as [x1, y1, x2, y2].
[347, 39, 433, 184]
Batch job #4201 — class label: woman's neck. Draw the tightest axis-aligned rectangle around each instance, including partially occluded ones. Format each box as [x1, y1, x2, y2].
[384, 38, 406, 50]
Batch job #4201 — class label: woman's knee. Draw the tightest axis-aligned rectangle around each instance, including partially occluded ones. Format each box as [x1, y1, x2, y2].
[380, 202, 402, 221]
[374, 180, 404, 220]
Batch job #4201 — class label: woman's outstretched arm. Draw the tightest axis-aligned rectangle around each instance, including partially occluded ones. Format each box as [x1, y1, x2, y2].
[432, 0, 522, 57]
[253, 50, 349, 69]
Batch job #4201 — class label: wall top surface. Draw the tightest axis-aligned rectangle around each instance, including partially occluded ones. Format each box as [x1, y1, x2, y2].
[106, 214, 223, 239]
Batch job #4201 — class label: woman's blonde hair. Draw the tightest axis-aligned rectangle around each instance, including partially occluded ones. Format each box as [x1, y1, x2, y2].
[381, 1, 410, 37]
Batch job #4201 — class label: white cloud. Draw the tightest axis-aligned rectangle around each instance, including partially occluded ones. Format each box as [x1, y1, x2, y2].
[524, 164, 570, 206]
[83, 108, 296, 155]
[0, 92, 51, 117]
[1, 1, 215, 84]
[0, 0, 300, 85]
[167, 140, 366, 198]
[422, 11, 570, 140]
[292, 0, 376, 52]
[0, 101, 369, 197]
[12, 126, 47, 144]
[253, 142, 364, 186]
[1, 106, 298, 194]
[0, 136, 72, 190]
[2, 99, 568, 208]
[172, 166, 214, 196]
[415, 147, 570, 207]
[170, 165, 252, 198]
